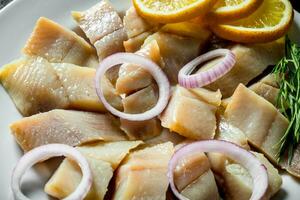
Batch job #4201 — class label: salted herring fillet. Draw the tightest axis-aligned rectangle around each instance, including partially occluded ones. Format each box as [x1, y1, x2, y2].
[72, 0, 126, 61]
[113, 142, 174, 200]
[160, 86, 221, 140]
[123, 31, 153, 53]
[10, 109, 126, 152]
[0, 56, 122, 116]
[173, 143, 219, 200]
[123, 7, 157, 39]
[116, 40, 162, 94]
[45, 141, 142, 200]
[23, 17, 98, 68]
[224, 84, 289, 164]
[208, 118, 281, 200]
[201, 40, 284, 97]
[145, 128, 185, 146]
[120, 84, 162, 140]
[144, 32, 209, 84]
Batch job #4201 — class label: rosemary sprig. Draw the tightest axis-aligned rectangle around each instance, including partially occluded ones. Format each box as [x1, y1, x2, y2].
[273, 36, 300, 164]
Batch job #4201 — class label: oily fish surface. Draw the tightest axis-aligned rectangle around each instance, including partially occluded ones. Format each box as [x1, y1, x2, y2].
[0, 56, 123, 116]
[113, 142, 173, 200]
[160, 85, 221, 140]
[72, 1, 127, 61]
[45, 141, 142, 200]
[173, 146, 219, 200]
[208, 118, 281, 200]
[10, 109, 126, 152]
[202, 40, 284, 98]
[224, 84, 288, 164]
[23, 17, 98, 68]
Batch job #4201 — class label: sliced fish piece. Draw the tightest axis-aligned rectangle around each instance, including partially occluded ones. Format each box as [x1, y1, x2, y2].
[224, 84, 289, 163]
[0, 56, 69, 116]
[0, 56, 123, 115]
[145, 128, 185, 146]
[181, 170, 219, 200]
[123, 7, 156, 38]
[208, 118, 281, 199]
[144, 32, 206, 84]
[113, 142, 174, 200]
[249, 82, 279, 106]
[202, 41, 284, 97]
[116, 40, 162, 94]
[23, 17, 98, 68]
[45, 141, 142, 200]
[160, 86, 219, 140]
[213, 152, 282, 200]
[120, 84, 162, 140]
[124, 31, 152, 53]
[94, 27, 127, 61]
[281, 143, 300, 178]
[72, 0, 123, 44]
[10, 109, 126, 151]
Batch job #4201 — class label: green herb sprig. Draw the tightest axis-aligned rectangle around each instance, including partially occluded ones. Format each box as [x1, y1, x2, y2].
[273, 36, 300, 164]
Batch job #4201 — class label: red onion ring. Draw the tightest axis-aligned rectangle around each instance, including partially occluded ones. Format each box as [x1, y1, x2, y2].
[95, 53, 170, 121]
[11, 144, 92, 200]
[178, 49, 236, 88]
[168, 140, 268, 200]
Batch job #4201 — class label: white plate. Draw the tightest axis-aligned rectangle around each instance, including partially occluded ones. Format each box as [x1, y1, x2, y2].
[0, 0, 299, 199]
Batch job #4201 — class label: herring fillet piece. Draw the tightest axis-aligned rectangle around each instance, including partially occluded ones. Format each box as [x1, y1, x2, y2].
[10, 109, 126, 152]
[120, 84, 162, 140]
[224, 84, 289, 163]
[202, 40, 284, 97]
[72, 0, 127, 61]
[0, 57, 69, 116]
[116, 40, 162, 94]
[0, 56, 123, 116]
[143, 32, 206, 84]
[23, 17, 98, 68]
[72, 0, 123, 44]
[94, 27, 127, 61]
[160, 86, 220, 140]
[124, 31, 152, 53]
[113, 142, 174, 200]
[173, 147, 219, 200]
[123, 7, 156, 38]
[45, 141, 142, 200]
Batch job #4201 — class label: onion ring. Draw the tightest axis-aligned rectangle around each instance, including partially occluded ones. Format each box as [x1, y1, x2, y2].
[178, 49, 236, 88]
[95, 53, 170, 121]
[168, 140, 268, 200]
[11, 144, 92, 200]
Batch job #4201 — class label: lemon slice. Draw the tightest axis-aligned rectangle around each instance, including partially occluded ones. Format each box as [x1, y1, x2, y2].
[209, 0, 263, 22]
[211, 0, 293, 43]
[133, 0, 217, 23]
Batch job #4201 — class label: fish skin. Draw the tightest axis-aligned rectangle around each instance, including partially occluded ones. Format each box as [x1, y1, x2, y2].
[23, 17, 98, 68]
[0, 56, 124, 116]
[45, 141, 142, 200]
[72, 0, 123, 44]
[113, 142, 174, 200]
[94, 28, 127, 61]
[10, 109, 126, 152]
